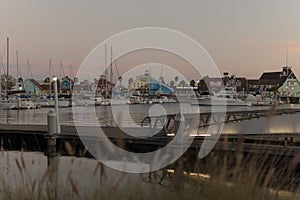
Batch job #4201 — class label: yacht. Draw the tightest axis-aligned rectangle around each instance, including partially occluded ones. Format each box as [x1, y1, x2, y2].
[246, 94, 272, 106]
[17, 98, 36, 109]
[0, 99, 17, 110]
[37, 95, 69, 108]
[160, 96, 177, 103]
[127, 95, 140, 104]
[191, 88, 247, 106]
[0, 96, 36, 110]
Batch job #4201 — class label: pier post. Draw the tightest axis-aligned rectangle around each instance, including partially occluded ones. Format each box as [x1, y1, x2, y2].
[53, 77, 61, 134]
[174, 112, 185, 143]
[45, 108, 59, 198]
[47, 109, 58, 146]
[171, 112, 186, 190]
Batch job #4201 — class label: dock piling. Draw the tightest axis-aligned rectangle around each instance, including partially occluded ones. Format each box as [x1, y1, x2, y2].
[47, 109, 58, 146]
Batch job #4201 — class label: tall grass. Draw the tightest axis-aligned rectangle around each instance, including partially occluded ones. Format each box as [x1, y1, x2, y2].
[0, 147, 299, 200]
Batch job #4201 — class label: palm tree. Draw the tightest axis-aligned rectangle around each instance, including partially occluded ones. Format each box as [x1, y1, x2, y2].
[170, 80, 175, 87]
[128, 77, 134, 88]
[18, 77, 23, 83]
[159, 76, 166, 84]
[44, 77, 50, 83]
[178, 80, 186, 87]
[190, 79, 196, 87]
[174, 76, 179, 86]
[197, 79, 208, 91]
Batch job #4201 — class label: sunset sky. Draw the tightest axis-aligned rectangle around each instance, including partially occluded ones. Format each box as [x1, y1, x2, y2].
[1, 0, 300, 81]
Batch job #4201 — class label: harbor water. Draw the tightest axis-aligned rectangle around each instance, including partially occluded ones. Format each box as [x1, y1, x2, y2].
[1, 103, 297, 126]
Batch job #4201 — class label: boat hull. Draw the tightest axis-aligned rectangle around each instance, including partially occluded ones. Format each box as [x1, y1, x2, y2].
[191, 97, 247, 106]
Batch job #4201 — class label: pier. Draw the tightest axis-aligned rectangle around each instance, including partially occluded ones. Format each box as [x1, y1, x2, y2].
[2, 108, 300, 192]
[2, 109, 300, 158]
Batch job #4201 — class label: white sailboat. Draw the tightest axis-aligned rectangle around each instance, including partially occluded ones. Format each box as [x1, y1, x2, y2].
[0, 37, 18, 109]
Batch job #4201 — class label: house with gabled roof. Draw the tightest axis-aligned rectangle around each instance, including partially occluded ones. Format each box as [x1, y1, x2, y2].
[278, 70, 300, 98]
[258, 66, 300, 97]
[61, 76, 74, 94]
[23, 79, 44, 95]
[23, 79, 62, 95]
[129, 70, 173, 96]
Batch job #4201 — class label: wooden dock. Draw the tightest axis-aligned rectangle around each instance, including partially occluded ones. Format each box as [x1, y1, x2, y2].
[1, 108, 300, 158]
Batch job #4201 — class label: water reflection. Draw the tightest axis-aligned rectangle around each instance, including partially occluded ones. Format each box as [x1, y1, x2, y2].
[0, 150, 155, 198]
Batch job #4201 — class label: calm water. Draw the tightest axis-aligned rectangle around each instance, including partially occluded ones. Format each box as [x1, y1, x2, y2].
[0, 150, 155, 198]
[0, 103, 298, 126]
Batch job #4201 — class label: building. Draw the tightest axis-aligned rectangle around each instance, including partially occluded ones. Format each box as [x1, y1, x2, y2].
[96, 75, 114, 97]
[61, 77, 74, 94]
[129, 70, 173, 95]
[23, 79, 44, 95]
[73, 80, 92, 93]
[247, 79, 259, 94]
[200, 74, 247, 95]
[257, 66, 300, 97]
[23, 79, 64, 96]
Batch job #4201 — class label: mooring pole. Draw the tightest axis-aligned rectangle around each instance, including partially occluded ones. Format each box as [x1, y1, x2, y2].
[47, 109, 57, 145]
[53, 77, 61, 134]
[46, 108, 59, 198]
[171, 112, 186, 190]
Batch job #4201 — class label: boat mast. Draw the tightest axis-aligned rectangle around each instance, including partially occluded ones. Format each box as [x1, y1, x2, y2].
[49, 59, 52, 94]
[60, 61, 65, 94]
[160, 64, 163, 94]
[111, 48, 122, 90]
[110, 46, 113, 85]
[0, 57, 2, 100]
[6, 37, 9, 99]
[286, 47, 289, 67]
[27, 59, 35, 94]
[109, 46, 114, 98]
[16, 51, 19, 81]
[105, 44, 107, 99]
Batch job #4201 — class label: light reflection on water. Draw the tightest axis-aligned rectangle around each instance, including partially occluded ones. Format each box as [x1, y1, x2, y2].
[0, 104, 298, 126]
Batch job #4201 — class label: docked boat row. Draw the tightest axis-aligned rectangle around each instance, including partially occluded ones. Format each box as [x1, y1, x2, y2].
[0, 96, 37, 110]
[127, 95, 177, 105]
[190, 87, 276, 106]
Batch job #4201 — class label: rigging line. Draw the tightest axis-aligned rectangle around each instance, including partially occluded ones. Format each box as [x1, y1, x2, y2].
[111, 49, 121, 80]
[0, 51, 6, 75]
[49, 59, 55, 77]
[0, 44, 7, 75]
[27, 59, 33, 79]
[60, 61, 65, 78]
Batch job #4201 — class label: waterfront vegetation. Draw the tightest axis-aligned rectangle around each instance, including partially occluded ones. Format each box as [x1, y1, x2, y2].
[0, 147, 299, 200]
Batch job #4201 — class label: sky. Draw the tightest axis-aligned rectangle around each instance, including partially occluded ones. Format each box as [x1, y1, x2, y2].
[1, 0, 300, 81]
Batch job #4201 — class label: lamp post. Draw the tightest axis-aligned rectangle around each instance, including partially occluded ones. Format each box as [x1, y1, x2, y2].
[53, 77, 61, 134]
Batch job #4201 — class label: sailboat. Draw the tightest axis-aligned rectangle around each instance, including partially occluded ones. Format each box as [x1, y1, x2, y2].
[35, 60, 69, 108]
[0, 37, 18, 109]
[99, 45, 111, 106]
[109, 46, 127, 105]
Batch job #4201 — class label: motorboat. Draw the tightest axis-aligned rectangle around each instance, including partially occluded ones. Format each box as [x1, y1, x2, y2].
[191, 88, 247, 106]
[0, 96, 36, 110]
[160, 96, 177, 103]
[36, 95, 69, 108]
[0, 99, 17, 110]
[17, 98, 36, 109]
[100, 98, 111, 106]
[127, 95, 140, 104]
[246, 94, 272, 106]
